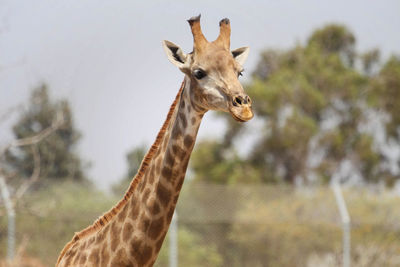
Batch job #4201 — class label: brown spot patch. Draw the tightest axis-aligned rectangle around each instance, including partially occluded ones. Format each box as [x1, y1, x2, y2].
[179, 151, 186, 161]
[89, 248, 100, 265]
[171, 144, 186, 161]
[129, 197, 140, 220]
[171, 144, 179, 155]
[130, 237, 153, 266]
[79, 253, 87, 265]
[122, 222, 133, 243]
[118, 204, 128, 223]
[111, 248, 132, 267]
[184, 135, 194, 148]
[72, 253, 80, 265]
[66, 248, 76, 257]
[63, 256, 72, 266]
[72, 242, 79, 249]
[180, 158, 190, 177]
[100, 245, 110, 266]
[179, 112, 187, 128]
[96, 223, 110, 244]
[111, 237, 118, 253]
[171, 123, 182, 138]
[148, 217, 165, 240]
[166, 205, 176, 223]
[161, 166, 172, 180]
[111, 221, 120, 237]
[149, 166, 155, 184]
[110, 222, 120, 252]
[156, 182, 171, 207]
[173, 194, 180, 204]
[156, 157, 162, 174]
[165, 149, 175, 166]
[80, 240, 87, 250]
[87, 236, 95, 247]
[138, 214, 151, 233]
[176, 175, 185, 190]
[191, 116, 197, 125]
[139, 180, 146, 192]
[149, 199, 161, 215]
[65, 248, 77, 266]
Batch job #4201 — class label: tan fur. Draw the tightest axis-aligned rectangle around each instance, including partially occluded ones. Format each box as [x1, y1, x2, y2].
[57, 16, 253, 267]
[56, 82, 184, 265]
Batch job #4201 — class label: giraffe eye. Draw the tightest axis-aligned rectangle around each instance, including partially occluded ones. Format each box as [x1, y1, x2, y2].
[193, 69, 207, 80]
[238, 70, 244, 77]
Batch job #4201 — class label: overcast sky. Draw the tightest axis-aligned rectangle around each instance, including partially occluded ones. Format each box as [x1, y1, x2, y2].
[1, 0, 399, 190]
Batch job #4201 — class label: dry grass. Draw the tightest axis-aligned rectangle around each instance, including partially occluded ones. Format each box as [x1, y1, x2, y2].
[0, 237, 46, 267]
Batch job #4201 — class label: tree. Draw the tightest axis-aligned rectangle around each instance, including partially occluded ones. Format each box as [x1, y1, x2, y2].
[373, 56, 400, 140]
[190, 24, 398, 185]
[124, 145, 147, 181]
[361, 49, 380, 75]
[366, 56, 400, 185]
[169, 23, 400, 267]
[307, 24, 356, 66]
[190, 139, 259, 184]
[112, 144, 146, 195]
[3, 84, 87, 182]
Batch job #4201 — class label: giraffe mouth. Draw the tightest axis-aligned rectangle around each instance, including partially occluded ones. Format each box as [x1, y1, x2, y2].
[231, 112, 247, 122]
[229, 106, 254, 122]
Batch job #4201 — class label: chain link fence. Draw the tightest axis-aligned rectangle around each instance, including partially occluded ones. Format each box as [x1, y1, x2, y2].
[1, 183, 400, 267]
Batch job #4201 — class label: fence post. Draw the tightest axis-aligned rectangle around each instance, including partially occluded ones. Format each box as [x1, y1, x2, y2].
[0, 176, 15, 261]
[332, 182, 351, 267]
[169, 210, 178, 267]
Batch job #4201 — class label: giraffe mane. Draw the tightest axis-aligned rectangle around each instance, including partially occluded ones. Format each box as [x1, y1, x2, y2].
[57, 81, 185, 265]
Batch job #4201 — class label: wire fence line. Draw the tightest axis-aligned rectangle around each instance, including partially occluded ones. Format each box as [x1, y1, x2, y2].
[0, 183, 399, 267]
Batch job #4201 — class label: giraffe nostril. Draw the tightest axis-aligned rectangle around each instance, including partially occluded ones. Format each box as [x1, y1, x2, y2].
[245, 96, 251, 104]
[234, 96, 242, 106]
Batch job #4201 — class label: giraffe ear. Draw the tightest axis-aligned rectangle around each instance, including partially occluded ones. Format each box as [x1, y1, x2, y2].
[231, 46, 250, 66]
[162, 40, 188, 68]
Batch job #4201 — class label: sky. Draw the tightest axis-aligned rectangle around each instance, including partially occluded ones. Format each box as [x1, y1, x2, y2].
[0, 0, 399, 190]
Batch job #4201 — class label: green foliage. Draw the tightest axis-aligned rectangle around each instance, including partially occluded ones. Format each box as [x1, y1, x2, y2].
[155, 227, 222, 267]
[190, 24, 400, 186]
[228, 186, 400, 267]
[0, 181, 114, 266]
[191, 140, 259, 184]
[361, 48, 380, 75]
[307, 24, 356, 66]
[1, 182, 398, 266]
[4, 84, 87, 182]
[125, 145, 147, 180]
[371, 56, 400, 139]
[0, 182, 224, 266]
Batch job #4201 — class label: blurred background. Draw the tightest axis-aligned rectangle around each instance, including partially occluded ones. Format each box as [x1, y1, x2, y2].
[1, 1, 399, 266]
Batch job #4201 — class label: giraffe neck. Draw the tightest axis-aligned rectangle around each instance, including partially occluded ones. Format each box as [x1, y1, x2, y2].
[123, 77, 204, 265]
[56, 78, 205, 267]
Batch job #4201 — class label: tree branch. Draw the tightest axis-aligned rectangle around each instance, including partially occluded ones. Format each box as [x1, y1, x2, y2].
[14, 145, 40, 200]
[0, 110, 65, 202]
[11, 111, 63, 147]
[0, 111, 64, 156]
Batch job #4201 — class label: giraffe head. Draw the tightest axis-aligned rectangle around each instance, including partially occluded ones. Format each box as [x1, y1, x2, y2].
[163, 15, 253, 122]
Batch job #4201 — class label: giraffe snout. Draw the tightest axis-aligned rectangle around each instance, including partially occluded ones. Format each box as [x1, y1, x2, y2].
[229, 93, 253, 122]
[232, 94, 251, 107]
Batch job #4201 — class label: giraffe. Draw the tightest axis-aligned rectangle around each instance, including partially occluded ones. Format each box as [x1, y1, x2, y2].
[56, 15, 253, 267]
